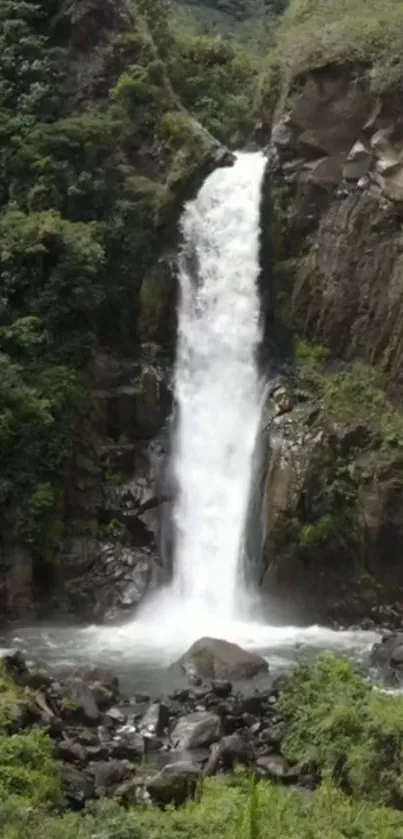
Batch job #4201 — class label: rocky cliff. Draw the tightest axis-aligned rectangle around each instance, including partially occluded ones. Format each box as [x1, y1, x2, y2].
[263, 38, 403, 624]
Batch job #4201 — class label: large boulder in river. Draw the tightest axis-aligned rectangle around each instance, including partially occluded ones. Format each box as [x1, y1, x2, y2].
[174, 637, 268, 681]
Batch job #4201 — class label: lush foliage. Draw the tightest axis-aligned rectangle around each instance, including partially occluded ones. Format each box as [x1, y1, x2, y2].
[277, 0, 403, 90]
[0, 0, 261, 558]
[280, 655, 403, 808]
[2, 771, 403, 839]
[296, 341, 403, 449]
[0, 663, 63, 806]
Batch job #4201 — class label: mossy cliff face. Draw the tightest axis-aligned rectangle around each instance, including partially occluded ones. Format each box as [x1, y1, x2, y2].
[263, 3, 403, 623]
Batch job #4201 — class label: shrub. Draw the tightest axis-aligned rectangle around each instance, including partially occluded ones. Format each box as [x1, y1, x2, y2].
[277, 0, 403, 92]
[279, 655, 403, 808]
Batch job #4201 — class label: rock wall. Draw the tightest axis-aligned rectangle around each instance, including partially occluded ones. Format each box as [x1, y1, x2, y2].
[260, 62, 403, 625]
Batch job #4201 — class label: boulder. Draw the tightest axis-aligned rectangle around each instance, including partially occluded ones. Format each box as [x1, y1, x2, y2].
[171, 711, 222, 749]
[139, 701, 170, 736]
[146, 761, 201, 806]
[175, 637, 268, 681]
[204, 733, 254, 775]
[91, 760, 133, 798]
[110, 731, 145, 761]
[61, 764, 94, 809]
[256, 754, 298, 783]
[63, 677, 100, 726]
[370, 633, 403, 677]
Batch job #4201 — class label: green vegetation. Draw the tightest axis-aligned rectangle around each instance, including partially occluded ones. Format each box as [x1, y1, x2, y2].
[277, 0, 403, 92]
[172, 0, 288, 49]
[0, 0, 262, 559]
[295, 340, 403, 449]
[2, 771, 403, 839]
[0, 663, 63, 806]
[280, 655, 403, 809]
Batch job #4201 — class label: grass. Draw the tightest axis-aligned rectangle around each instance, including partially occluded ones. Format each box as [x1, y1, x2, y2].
[2, 774, 403, 839]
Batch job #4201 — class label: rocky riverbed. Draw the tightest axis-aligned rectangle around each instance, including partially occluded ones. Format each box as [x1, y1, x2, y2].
[2, 632, 399, 812]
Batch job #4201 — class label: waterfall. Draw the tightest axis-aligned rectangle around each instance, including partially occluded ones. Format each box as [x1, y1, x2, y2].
[56, 150, 380, 665]
[156, 151, 267, 625]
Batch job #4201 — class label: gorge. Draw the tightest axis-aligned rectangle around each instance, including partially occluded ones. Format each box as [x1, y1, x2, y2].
[7, 3, 403, 837]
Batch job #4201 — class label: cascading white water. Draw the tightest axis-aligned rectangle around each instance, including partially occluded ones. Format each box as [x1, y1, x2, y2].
[169, 150, 267, 621]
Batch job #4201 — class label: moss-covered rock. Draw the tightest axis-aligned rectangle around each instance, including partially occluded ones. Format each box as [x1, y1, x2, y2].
[261, 351, 403, 624]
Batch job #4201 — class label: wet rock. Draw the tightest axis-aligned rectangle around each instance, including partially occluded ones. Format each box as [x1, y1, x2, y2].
[63, 677, 100, 725]
[110, 731, 145, 760]
[146, 761, 201, 807]
[89, 683, 116, 711]
[139, 701, 170, 736]
[61, 764, 94, 809]
[171, 711, 222, 749]
[371, 633, 403, 677]
[256, 754, 298, 783]
[106, 706, 127, 726]
[175, 637, 268, 681]
[75, 666, 119, 693]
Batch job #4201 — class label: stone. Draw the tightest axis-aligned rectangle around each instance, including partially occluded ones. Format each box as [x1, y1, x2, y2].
[110, 731, 145, 760]
[56, 739, 87, 764]
[89, 682, 116, 711]
[175, 637, 268, 681]
[61, 764, 94, 809]
[256, 754, 298, 782]
[146, 761, 201, 807]
[22, 669, 53, 691]
[139, 701, 170, 736]
[63, 677, 100, 725]
[106, 706, 126, 725]
[343, 141, 371, 181]
[75, 666, 119, 695]
[371, 633, 403, 674]
[91, 760, 132, 798]
[171, 711, 222, 749]
[114, 778, 145, 805]
[205, 733, 254, 775]
[211, 679, 232, 698]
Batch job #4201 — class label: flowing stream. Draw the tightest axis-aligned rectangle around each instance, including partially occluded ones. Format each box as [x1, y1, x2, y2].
[2, 152, 379, 692]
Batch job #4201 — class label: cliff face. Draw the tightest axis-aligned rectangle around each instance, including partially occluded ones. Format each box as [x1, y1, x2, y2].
[261, 61, 403, 625]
